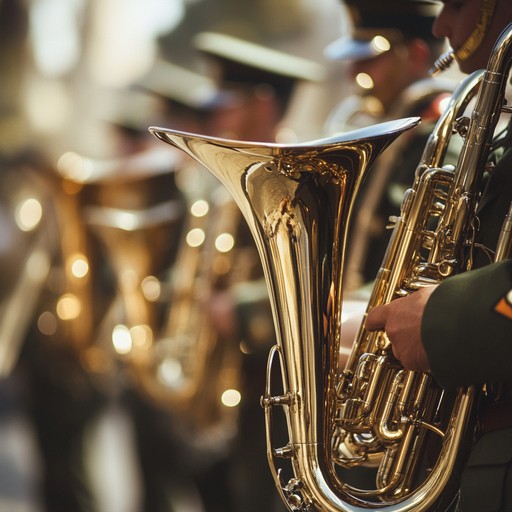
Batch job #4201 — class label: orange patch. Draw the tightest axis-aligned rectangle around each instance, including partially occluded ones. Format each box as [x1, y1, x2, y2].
[494, 297, 512, 320]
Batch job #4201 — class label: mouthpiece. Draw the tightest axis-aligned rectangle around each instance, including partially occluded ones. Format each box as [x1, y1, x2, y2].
[430, 50, 455, 76]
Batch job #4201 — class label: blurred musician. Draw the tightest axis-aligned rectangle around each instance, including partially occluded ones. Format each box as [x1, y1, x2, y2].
[55, 65, 244, 512]
[326, 0, 457, 293]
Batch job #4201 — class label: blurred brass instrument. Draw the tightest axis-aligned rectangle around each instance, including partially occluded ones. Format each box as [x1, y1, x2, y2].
[59, 145, 253, 454]
[56, 145, 187, 377]
[150, 117, 420, 509]
[127, 168, 252, 453]
[0, 163, 57, 376]
[0, 155, 103, 378]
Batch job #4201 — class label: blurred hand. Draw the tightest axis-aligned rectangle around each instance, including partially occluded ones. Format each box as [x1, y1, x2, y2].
[365, 286, 437, 372]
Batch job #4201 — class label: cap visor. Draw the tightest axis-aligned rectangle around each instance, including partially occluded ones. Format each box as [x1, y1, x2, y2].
[325, 37, 380, 62]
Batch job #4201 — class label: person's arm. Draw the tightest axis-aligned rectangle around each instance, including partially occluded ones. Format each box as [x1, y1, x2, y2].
[421, 259, 512, 388]
[366, 260, 512, 388]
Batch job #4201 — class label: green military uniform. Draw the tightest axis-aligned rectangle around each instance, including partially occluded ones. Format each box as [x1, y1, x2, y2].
[422, 142, 512, 511]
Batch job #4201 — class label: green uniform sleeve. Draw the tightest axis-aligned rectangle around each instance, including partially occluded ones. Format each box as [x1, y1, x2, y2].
[421, 260, 512, 389]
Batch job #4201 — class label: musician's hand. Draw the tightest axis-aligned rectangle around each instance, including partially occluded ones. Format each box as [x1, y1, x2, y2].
[365, 286, 438, 372]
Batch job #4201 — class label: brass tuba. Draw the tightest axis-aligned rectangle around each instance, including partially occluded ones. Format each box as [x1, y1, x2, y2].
[59, 146, 248, 456]
[56, 145, 186, 371]
[150, 21, 512, 510]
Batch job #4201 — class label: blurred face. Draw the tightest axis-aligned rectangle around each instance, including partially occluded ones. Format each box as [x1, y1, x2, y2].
[433, 0, 512, 73]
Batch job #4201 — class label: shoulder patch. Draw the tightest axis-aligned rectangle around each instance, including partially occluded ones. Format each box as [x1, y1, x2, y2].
[494, 290, 512, 320]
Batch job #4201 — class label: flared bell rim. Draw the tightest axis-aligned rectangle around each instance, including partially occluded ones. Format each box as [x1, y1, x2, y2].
[149, 116, 420, 152]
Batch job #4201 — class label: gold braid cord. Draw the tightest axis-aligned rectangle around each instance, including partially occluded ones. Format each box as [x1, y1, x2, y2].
[455, 0, 497, 62]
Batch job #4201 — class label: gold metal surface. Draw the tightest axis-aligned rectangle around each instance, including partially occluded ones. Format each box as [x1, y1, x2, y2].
[150, 21, 512, 507]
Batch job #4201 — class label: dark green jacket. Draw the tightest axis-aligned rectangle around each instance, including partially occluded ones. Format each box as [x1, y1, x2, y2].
[422, 148, 512, 511]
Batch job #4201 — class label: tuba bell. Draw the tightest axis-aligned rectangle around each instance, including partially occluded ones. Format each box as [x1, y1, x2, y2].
[150, 117, 420, 510]
[53, 144, 191, 404]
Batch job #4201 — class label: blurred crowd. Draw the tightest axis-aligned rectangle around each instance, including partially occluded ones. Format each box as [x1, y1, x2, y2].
[0, 0, 461, 511]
